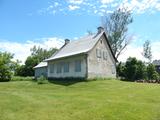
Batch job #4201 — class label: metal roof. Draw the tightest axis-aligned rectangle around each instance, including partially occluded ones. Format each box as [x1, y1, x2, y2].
[45, 32, 103, 61]
[33, 62, 47, 69]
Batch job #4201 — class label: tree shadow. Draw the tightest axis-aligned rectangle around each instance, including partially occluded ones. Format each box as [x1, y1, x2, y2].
[48, 77, 88, 86]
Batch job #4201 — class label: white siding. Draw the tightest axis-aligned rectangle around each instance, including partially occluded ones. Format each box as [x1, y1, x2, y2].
[35, 67, 47, 78]
[48, 55, 87, 78]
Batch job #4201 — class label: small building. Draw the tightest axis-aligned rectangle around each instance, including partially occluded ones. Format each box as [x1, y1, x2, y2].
[152, 60, 160, 73]
[33, 62, 48, 78]
[34, 27, 117, 79]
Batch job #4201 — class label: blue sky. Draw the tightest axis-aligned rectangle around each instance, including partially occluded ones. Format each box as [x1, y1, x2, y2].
[0, 0, 160, 63]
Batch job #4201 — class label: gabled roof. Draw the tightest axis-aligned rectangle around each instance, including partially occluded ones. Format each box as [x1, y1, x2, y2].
[45, 32, 117, 62]
[33, 62, 47, 69]
[152, 60, 160, 66]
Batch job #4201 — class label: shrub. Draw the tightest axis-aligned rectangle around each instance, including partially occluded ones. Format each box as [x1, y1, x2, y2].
[11, 76, 33, 81]
[116, 62, 125, 78]
[0, 52, 13, 82]
[37, 76, 48, 84]
[146, 64, 159, 80]
[124, 57, 146, 81]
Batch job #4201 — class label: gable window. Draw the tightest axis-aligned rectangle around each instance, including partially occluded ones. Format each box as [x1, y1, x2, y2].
[96, 49, 102, 58]
[50, 64, 54, 73]
[75, 60, 81, 72]
[57, 63, 62, 73]
[64, 62, 69, 73]
[103, 51, 108, 60]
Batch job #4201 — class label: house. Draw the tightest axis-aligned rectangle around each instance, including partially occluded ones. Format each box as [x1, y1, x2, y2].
[33, 62, 48, 78]
[34, 27, 117, 79]
[152, 60, 160, 73]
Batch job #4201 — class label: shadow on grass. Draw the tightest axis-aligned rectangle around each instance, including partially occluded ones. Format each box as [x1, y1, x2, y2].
[48, 78, 88, 86]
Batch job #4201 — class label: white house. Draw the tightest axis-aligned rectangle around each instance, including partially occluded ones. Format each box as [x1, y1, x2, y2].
[34, 27, 117, 79]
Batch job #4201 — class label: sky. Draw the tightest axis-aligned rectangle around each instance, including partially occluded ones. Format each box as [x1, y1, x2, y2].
[0, 0, 160, 63]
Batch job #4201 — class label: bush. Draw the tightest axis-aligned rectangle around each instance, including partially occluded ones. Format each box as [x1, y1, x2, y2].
[116, 62, 125, 78]
[37, 76, 48, 84]
[11, 76, 33, 81]
[124, 57, 146, 81]
[0, 52, 13, 82]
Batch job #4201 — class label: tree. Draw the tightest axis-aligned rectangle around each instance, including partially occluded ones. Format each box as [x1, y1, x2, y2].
[142, 40, 152, 63]
[102, 8, 133, 59]
[124, 57, 146, 81]
[0, 52, 13, 81]
[116, 62, 125, 78]
[16, 46, 58, 76]
[147, 64, 158, 80]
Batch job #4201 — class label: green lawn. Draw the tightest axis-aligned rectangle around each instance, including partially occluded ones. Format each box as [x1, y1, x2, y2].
[0, 79, 160, 120]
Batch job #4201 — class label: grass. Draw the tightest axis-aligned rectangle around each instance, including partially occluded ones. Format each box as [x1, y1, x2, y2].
[0, 79, 160, 120]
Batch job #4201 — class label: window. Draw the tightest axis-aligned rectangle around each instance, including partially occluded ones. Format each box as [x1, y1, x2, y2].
[100, 39, 102, 44]
[103, 51, 108, 60]
[50, 64, 54, 73]
[75, 60, 81, 72]
[64, 62, 69, 73]
[56, 63, 62, 73]
[111, 65, 115, 74]
[96, 49, 102, 58]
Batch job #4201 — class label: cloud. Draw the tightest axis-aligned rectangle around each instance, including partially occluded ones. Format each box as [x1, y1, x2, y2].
[100, 0, 114, 4]
[68, 0, 84, 4]
[0, 38, 64, 64]
[36, 0, 160, 15]
[68, 5, 80, 10]
[118, 40, 160, 62]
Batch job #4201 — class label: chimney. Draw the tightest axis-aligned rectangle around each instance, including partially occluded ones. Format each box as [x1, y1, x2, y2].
[97, 26, 104, 34]
[64, 39, 70, 45]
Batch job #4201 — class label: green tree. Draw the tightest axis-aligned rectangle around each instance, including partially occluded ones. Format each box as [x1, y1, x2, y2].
[102, 8, 133, 59]
[0, 52, 13, 81]
[124, 57, 146, 81]
[142, 40, 152, 63]
[16, 46, 58, 76]
[147, 64, 158, 80]
[116, 62, 125, 78]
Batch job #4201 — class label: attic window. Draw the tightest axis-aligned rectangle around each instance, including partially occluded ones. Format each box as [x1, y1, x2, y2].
[103, 51, 107, 60]
[100, 40, 102, 44]
[96, 49, 102, 58]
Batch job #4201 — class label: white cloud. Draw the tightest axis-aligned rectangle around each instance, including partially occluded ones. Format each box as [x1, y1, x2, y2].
[118, 41, 160, 62]
[68, 0, 83, 4]
[0, 38, 63, 64]
[68, 5, 80, 10]
[36, 0, 160, 16]
[100, 0, 114, 4]
[119, 0, 160, 14]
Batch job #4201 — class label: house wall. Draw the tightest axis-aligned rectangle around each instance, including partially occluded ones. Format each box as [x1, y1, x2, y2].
[48, 55, 87, 78]
[35, 67, 47, 78]
[87, 35, 116, 78]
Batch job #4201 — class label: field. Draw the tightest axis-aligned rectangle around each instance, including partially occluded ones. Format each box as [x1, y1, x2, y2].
[0, 79, 160, 120]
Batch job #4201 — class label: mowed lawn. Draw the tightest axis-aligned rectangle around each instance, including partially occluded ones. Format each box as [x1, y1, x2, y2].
[0, 79, 160, 120]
